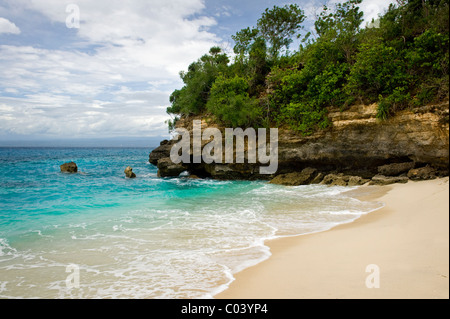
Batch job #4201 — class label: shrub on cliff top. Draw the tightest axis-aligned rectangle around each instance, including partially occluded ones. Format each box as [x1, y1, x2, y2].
[206, 75, 262, 127]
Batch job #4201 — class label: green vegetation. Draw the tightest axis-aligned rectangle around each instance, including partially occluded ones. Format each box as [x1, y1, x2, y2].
[167, 0, 449, 133]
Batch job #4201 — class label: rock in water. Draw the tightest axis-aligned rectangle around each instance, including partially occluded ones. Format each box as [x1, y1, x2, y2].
[124, 166, 136, 178]
[60, 162, 77, 173]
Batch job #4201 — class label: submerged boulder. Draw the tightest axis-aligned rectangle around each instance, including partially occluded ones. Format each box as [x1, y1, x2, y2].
[124, 166, 136, 178]
[60, 162, 77, 173]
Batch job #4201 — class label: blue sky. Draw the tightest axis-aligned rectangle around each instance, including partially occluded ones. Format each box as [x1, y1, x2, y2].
[0, 0, 395, 143]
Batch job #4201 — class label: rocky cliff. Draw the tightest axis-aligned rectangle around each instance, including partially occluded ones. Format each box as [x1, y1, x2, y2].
[150, 102, 449, 185]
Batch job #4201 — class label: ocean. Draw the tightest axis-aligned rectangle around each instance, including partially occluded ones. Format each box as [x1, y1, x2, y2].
[0, 147, 382, 298]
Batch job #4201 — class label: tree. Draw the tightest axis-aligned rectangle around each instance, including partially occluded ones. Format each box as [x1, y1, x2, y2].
[248, 37, 268, 96]
[257, 4, 306, 58]
[314, 0, 363, 63]
[167, 0, 449, 131]
[166, 47, 230, 116]
[232, 27, 259, 59]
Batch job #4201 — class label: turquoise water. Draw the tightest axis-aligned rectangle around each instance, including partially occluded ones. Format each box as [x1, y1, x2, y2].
[0, 147, 382, 298]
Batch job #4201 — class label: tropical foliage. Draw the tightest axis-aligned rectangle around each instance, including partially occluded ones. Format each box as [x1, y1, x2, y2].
[167, 0, 449, 133]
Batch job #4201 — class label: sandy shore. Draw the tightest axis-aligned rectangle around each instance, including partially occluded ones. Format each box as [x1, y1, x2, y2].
[216, 177, 449, 299]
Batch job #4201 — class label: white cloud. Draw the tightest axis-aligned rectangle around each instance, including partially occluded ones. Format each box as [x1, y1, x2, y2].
[302, 0, 396, 35]
[0, 17, 20, 34]
[0, 0, 222, 139]
[0, 93, 170, 137]
[360, 0, 396, 24]
[0, 0, 398, 140]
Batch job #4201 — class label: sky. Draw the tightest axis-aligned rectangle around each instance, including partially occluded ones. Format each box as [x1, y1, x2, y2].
[0, 0, 396, 145]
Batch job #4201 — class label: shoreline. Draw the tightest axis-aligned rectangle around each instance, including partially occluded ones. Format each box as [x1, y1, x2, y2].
[215, 177, 449, 299]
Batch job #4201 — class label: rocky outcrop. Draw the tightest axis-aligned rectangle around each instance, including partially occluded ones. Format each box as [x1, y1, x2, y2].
[407, 165, 437, 180]
[369, 175, 409, 185]
[149, 102, 449, 184]
[156, 157, 186, 177]
[149, 138, 190, 177]
[320, 173, 370, 186]
[378, 162, 415, 176]
[149, 140, 174, 165]
[348, 176, 371, 186]
[269, 168, 318, 186]
[124, 166, 136, 178]
[275, 102, 449, 176]
[60, 162, 77, 173]
[320, 173, 348, 186]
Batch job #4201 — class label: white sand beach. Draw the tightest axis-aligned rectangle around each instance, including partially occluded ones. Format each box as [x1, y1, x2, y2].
[216, 177, 449, 299]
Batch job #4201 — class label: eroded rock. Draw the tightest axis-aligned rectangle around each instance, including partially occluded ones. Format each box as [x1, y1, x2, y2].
[378, 162, 415, 176]
[60, 162, 77, 173]
[348, 176, 370, 186]
[124, 166, 136, 178]
[407, 165, 437, 180]
[270, 168, 318, 186]
[157, 157, 186, 177]
[149, 140, 175, 166]
[321, 173, 348, 186]
[369, 175, 409, 185]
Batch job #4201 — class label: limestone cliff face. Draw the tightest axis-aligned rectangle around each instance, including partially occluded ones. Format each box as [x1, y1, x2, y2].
[276, 102, 449, 175]
[150, 102, 449, 182]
